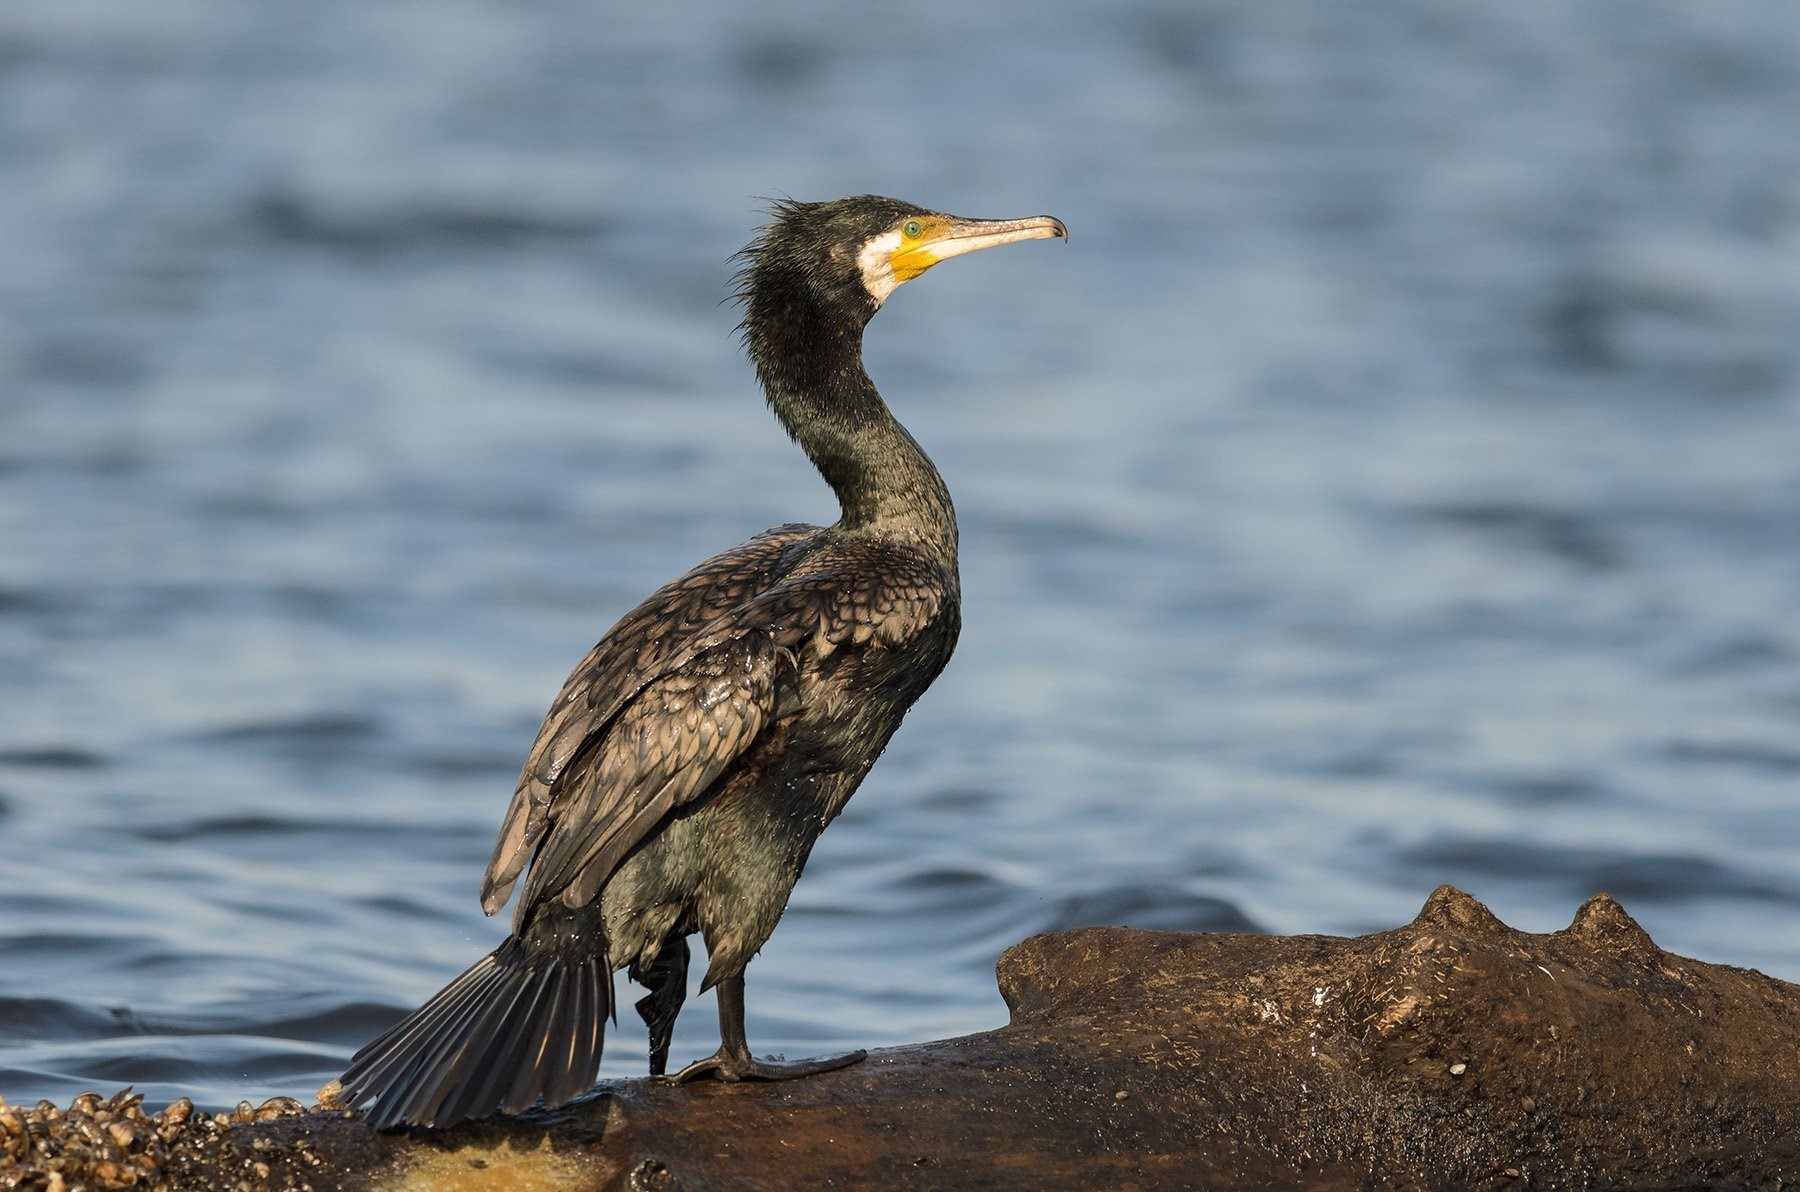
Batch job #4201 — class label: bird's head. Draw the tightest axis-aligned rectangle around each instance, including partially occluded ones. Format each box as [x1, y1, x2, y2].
[736, 195, 1067, 332]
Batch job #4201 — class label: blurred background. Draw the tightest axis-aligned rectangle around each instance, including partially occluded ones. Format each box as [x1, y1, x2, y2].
[1, 0, 1797, 1108]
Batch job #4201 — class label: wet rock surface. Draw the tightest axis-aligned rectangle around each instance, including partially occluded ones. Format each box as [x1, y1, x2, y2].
[4, 887, 1796, 1190]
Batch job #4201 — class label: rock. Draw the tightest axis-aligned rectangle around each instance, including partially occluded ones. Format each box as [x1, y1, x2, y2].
[4, 887, 1797, 1189]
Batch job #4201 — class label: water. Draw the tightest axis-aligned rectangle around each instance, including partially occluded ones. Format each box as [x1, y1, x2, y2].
[1, 0, 1797, 1110]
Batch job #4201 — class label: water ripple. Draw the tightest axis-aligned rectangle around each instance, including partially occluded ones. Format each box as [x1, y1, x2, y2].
[1398, 838, 1798, 907]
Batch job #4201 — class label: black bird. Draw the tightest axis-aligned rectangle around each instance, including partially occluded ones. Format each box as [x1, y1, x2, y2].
[336, 195, 1066, 1129]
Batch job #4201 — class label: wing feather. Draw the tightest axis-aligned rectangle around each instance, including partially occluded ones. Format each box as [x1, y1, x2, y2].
[516, 635, 787, 922]
[480, 525, 815, 914]
[481, 532, 952, 928]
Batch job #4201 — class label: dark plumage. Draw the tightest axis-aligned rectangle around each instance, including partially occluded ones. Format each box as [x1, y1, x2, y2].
[337, 195, 1066, 1129]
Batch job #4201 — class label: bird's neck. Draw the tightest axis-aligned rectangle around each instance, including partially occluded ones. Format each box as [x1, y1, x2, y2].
[748, 303, 957, 559]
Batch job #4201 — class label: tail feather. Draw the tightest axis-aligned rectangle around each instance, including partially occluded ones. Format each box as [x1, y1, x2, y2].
[568, 958, 607, 1102]
[426, 963, 556, 1127]
[382, 971, 514, 1129]
[342, 959, 505, 1097]
[530, 959, 597, 1108]
[461, 968, 550, 1119]
[560, 958, 603, 1105]
[339, 939, 612, 1130]
[507, 970, 566, 1111]
[385, 964, 518, 1125]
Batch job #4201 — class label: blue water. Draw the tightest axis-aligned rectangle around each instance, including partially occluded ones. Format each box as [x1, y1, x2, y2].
[1, 0, 1797, 1109]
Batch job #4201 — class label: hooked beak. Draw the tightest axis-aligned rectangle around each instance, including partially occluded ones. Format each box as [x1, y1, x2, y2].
[891, 214, 1068, 283]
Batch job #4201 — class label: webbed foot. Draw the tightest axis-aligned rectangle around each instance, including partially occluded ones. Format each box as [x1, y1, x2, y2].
[667, 1046, 866, 1084]
[669, 971, 864, 1085]
[630, 936, 691, 1078]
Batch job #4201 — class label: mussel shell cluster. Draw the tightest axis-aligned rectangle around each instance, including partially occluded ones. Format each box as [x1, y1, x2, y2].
[0, 1089, 308, 1190]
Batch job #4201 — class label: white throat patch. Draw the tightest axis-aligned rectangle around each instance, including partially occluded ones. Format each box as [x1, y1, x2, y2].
[856, 230, 903, 305]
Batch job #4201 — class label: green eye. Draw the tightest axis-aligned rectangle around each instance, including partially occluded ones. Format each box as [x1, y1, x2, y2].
[903, 219, 923, 238]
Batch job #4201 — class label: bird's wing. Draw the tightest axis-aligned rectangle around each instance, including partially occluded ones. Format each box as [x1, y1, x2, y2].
[513, 632, 791, 920]
[480, 525, 816, 915]
[487, 538, 952, 929]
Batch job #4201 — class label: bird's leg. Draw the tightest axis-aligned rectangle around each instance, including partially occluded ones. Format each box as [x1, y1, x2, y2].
[629, 936, 690, 1077]
[667, 974, 866, 1084]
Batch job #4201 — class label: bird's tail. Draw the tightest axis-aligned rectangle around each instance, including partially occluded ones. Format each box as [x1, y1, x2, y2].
[337, 935, 611, 1129]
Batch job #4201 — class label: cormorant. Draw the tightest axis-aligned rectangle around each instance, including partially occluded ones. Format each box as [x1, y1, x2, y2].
[336, 195, 1066, 1129]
